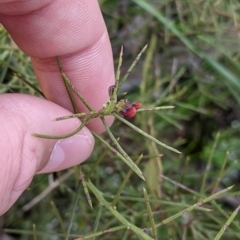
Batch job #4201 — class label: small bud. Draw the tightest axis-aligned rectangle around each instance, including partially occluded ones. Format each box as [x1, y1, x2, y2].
[120, 107, 137, 118]
[108, 85, 116, 97]
[132, 102, 142, 110]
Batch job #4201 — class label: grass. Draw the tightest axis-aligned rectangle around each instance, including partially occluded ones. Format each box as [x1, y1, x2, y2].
[1, 0, 240, 239]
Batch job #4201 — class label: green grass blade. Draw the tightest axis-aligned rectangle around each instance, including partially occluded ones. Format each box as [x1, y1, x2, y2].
[132, 0, 197, 53]
[50, 201, 66, 234]
[78, 225, 127, 239]
[64, 184, 81, 240]
[87, 180, 154, 240]
[212, 151, 229, 194]
[85, 148, 109, 179]
[203, 54, 240, 90]
[133, 0, 240, 93]
[214, 205, 240, 240]
[111, 154, 143, 207]
[155, 185, 234, 228]
[32, 224, 37, 240]
[92, 204, 103, 240]
[200, 131, 220, 194]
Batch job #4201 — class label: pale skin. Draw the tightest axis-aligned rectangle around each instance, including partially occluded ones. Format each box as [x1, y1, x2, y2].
[0, 0, 115, 215]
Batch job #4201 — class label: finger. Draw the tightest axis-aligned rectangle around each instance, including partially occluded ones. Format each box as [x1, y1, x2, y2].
[0, 0, 115, 133]
[0, 94, 94, 215]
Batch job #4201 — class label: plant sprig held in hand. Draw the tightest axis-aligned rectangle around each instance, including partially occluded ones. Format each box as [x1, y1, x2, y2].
[32, 45, 180, 180]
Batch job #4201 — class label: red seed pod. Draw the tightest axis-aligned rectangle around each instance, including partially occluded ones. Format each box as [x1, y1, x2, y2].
[120, 107, 137, 118]
[132, 102, 142, 110]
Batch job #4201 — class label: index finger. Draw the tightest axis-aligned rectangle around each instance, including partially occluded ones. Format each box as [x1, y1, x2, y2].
[0, 0, 115, 133]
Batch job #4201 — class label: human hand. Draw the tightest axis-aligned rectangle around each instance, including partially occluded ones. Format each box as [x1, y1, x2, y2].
[0, 0, 114, 215]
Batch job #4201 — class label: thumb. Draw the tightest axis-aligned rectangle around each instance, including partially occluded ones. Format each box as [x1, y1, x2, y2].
[0, 94, 94, 215]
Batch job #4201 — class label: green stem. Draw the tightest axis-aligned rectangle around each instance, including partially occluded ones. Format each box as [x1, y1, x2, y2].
[79, 166, 93, 209]
[143, 188, 157, 239]
[113, 113, 181, 154]
[119, 44, 148, 89]
[92, 132, 145, 181]
[101, 117, 145, 180]
[32, 119, 89, 139]
[56, 56, 78, 113]
[15, 73, 45, 98]
[137, 106, 175, 112]
[114, 45, 123, 97]
[62, 71, 93, 111]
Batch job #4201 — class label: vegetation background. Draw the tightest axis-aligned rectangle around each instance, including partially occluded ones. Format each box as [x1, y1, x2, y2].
[1, 0, 240, 239]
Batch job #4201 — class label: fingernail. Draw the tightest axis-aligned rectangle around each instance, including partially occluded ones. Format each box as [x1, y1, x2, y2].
[39, 132, 94, 173]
